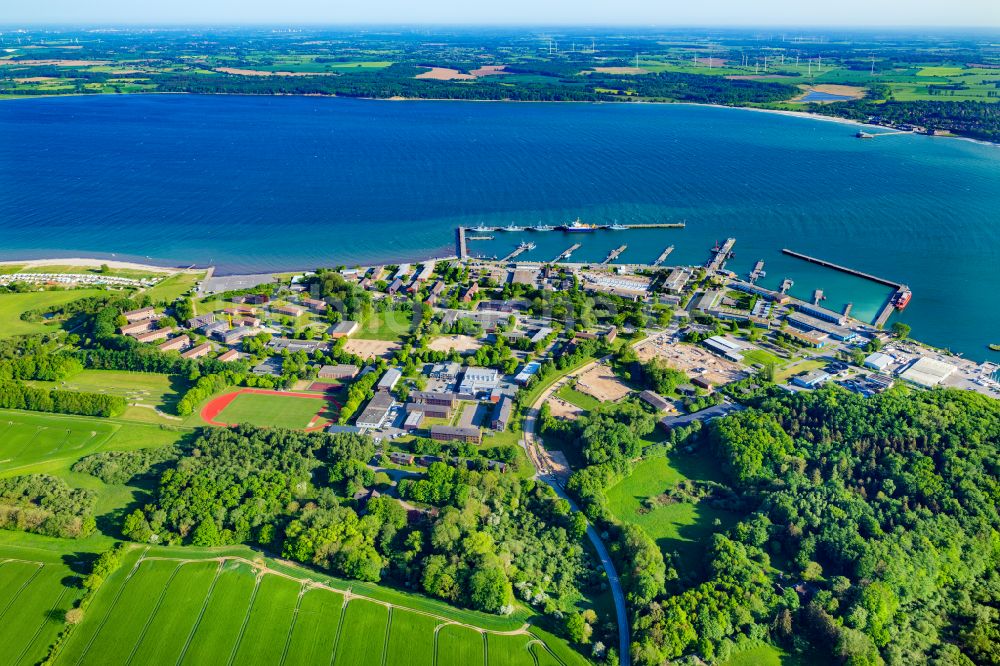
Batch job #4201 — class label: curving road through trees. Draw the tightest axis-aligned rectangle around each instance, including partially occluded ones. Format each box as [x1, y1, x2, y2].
[520, 355, 631, 666]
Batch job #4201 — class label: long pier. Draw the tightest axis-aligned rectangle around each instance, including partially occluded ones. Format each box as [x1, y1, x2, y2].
[602, 245, 628, 265]
[554, 243, 582, 263]
[457, 227, 468, 260]
[706, 238, 736, 272]
[781, 248, 903, 289]
[623, 222, 686, 229]
[749, 260, 765, 283]
[651, 245, 674, 268]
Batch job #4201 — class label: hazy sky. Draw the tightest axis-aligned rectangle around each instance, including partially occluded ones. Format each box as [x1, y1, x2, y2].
[10, 0, 1000, 27]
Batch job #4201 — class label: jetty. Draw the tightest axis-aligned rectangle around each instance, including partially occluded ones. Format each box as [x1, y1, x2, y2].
[749, 260, 765, 283]
[503, 243, 534, 262]
[623, 222, 687, 229]
[781, 248, 903, 289]
[705, 238, 736, 272]
[602, 245, 628, 265]
[780, 278, 794, 294]
[843, 303, 853, 318]
[554, 243, 582, 263]
[812, 289, 824, 305]
[456, 227, 468, 260]
[873, 286, 910, 328]
[651, 245, 674, 268]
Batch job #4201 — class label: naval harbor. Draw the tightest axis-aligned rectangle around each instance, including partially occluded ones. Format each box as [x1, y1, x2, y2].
[448, 219, 997, 390]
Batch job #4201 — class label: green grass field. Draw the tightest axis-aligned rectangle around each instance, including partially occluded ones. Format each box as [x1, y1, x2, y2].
[360, 309, 413, 341]
[212, 391, 330, 429]
[143, 272, 204, 303]
[0, 289, 106, 338]
[555, 384, 602, 411]
[607, 448, 740, 569]
[0, 411, 118, 477]
[27, 369, 185, 424]
[48, 549, 587, 666]
[775, 358, 826, 383]
[741, 349, 784, 369]
[0, 409, 189, 550]
[0, 558, 83, 666]
[722, 641, 830, 666]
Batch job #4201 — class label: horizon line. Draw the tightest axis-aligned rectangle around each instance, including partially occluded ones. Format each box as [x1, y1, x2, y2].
[3, 22, 999, 31]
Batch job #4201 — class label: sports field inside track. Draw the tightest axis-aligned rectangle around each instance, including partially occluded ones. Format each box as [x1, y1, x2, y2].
[201, 389, 338, 430]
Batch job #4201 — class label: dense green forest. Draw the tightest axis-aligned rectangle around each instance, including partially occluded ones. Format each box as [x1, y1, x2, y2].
[120, 425, 599, 627]
[562, 386, 1000, 665]
[0, 475, 97, 538]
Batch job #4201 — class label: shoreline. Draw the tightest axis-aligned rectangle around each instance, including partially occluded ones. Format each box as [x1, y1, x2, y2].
[0, 257, 204, 274]
[3, 90, 996, 147]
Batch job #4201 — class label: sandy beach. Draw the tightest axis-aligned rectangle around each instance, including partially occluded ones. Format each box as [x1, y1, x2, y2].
[0, 257, 202, 274]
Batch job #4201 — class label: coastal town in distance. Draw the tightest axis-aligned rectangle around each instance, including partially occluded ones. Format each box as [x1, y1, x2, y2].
[2, 10, 1000, 666]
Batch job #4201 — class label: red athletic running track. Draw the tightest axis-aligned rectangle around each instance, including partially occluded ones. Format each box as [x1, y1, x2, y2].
[201, 388, 342, 432]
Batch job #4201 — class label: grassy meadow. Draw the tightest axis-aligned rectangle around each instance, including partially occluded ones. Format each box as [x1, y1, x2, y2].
[0, 289, 106, 338]
[142, 272, 204, 302]
[555, 384, 602, 411]
[607, 448, 740, 569]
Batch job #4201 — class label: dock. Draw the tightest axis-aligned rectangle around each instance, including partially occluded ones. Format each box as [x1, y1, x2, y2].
[843, 303, 853, 318]
[812, 289, 824, 305]
[781, 248, 903, 289]
[554, 243, 582, 263]
[503, 244, 533, 262]
[651, 245, 675, 268]
[622, 222, 686, 229]
[705, 238, 736, 272]
[457, 227, 468, 260]
[602, 245, 628, 265]
[749, 260, 765, 283]
[873, 286, 909, 328]
[780, 278, 794, 294]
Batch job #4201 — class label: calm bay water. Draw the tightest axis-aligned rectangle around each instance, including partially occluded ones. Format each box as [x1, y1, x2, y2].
[0, 95, 998, 359]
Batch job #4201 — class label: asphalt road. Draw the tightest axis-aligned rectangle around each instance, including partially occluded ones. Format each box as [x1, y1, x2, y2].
[521, 355, 631, 666]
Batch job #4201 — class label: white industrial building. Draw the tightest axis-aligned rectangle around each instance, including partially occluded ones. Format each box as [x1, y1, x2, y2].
[863, 352, 894, 373]
[899, 357, 956, 388]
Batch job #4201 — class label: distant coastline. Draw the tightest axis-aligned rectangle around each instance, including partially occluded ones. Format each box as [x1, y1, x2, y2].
[3, 91, 996, 147]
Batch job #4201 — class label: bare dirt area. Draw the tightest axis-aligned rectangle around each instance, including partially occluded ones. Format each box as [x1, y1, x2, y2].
[575, 364, 633, 402]
[428, 335, 483, 353]
[635, 337, 746, 385]
[546, 397, 585, 421]
[415, 67, 475, 80]
[469, 65, 507, 76]
[794, 84, 866, 100]
[12, 77, 58, 83]
[343, 338, 401, 359]
[694, 57, 728, 67]
[214, 67, 337, 77]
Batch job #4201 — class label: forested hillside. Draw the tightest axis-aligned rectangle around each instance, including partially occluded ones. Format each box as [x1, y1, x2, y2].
[122, 425, 596, 621]
[566, 386, 1000, 665]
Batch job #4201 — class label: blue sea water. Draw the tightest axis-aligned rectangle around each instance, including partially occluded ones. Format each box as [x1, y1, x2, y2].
[0, 94, 998, 359]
